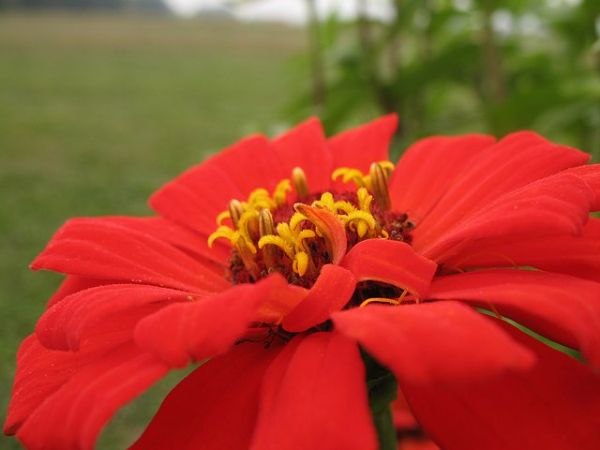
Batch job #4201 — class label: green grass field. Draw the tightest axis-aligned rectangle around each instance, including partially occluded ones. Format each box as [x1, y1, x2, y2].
[0, 13, 304, 448]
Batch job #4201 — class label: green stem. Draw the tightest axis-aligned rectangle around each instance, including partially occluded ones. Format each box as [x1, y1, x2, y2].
[363, 350, 398, 450]
[371, 402, 397, 450]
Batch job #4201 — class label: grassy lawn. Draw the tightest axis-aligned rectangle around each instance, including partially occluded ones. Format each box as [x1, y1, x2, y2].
[0, 12, 304, 448]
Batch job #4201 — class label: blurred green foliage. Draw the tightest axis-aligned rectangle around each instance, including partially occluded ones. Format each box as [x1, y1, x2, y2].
[291, 0, 600, 156]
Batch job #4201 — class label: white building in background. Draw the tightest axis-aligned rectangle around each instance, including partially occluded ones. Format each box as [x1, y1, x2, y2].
[164, 0, 395, 24]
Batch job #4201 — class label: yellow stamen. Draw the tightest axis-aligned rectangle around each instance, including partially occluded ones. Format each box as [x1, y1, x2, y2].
[341, 210, 377, 237]
[234, 234, 261, 279]
[312, 192, 336, 210]
[398, 289, 408, 303]
[259, 209, 275, 236]
[331, 161, 395, 196]
[216, 210, 230, 226]
[289, 211, 308, 231]
[359, 297, 401, 308]
[273, 179, 291, 207]
[332, 201, 356, 214]
[356, 188, 373, 212]
[369, 162, 391, 211]
[228, 199, 244, 227]
[332, 167, 366, 187]
[208, 225, 238, 248]
[236, 210, 259, 253]
[258, 235, 294, 259]
[292, 167, 309, 198]
[259, 209, 277, 268]
[293, 251, 309, 276]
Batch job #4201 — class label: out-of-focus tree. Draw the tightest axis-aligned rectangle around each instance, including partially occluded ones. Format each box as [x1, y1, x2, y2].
[289, 0, 600, 156]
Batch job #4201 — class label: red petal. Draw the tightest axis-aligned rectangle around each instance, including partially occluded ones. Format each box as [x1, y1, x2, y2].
[134, 274, 289, 368]
[402, 320, 600, 450]
[418, 172, 594, 261]
[151, 134, 286, 235]
[282, 264, 355, 332]
[341, 239, 437, 298]
[251, 332, 377, 450]
[390, 134, 495, 223]
[294, 204, 347, 264]
[392, 391, 418, 430]
[333, 301, 534, 384]
[46, 276, 113, 308]
[272, 117, 333, 192]
[4, 336, 166, 449]
[31, 218, 229, 292]
[568, 164, 600, 210]
[102, 216, 229, 267]
[131, 343, 281, 450]
[15, 342, 166, 450]
[398, 439, 440, 450]
[255, 282, 307, 325]
[443, 217, 600, 282]
[329, 114, 398, 175]
[413, 132, 589, 251]
[429, 269, 600, 368]
[36, 284, 197, 351]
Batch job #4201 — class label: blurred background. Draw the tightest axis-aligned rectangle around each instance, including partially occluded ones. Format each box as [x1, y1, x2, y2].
[1, 0, 599, 448]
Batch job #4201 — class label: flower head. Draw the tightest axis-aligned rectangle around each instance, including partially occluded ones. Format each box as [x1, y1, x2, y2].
[5, 115, 600, 450]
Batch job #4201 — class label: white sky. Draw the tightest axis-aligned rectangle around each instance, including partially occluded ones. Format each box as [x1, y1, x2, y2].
[164, 0, 395, 24]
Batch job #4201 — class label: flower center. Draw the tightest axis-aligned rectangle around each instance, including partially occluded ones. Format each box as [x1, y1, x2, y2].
[208, 162, 414, 290]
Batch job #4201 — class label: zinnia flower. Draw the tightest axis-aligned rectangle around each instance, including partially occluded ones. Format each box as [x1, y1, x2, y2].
[5, 115, 600, 450]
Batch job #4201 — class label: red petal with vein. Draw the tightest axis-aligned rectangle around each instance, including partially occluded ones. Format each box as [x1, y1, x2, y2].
[36, 284, 198, 351]
[403, 320, 600, 450]
[251, 332, 377, 450]
[329, 114, 397, 174]
[295, 204, 347, 264]
[390, 134, 495, 223]
[341, 239, 437, 298]
[31, 218, 228, 293]
[282, 264, 355, 332]
[4, 335, 79, 435]
[102, 216, 229, 267]
[46, 276, 113, 308]
[569, 164, 600, 210]
[413, 132, 589, 249]
[272, 117, 333, 192]
[15, 340, 166, 450]
[134, 274, 288, 368]
[444, 218, 600, 282]
[429, 269, 600, 367]
[419, 172, 594, 261]
[151, 135, 285, 235]
[132, 343, 281, 450]
[333, 301, 534, 384]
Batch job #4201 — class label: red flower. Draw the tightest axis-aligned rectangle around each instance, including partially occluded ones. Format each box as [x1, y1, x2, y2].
[5, 115, 600, 449]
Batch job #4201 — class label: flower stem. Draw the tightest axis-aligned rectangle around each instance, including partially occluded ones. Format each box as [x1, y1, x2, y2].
[362, 350, 398, 450]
